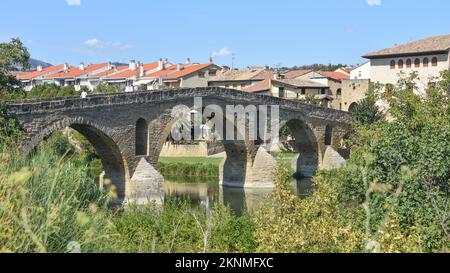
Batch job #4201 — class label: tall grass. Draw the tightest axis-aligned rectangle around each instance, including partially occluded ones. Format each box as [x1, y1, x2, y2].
[0, 136, 256, 253]
[0, 144, 116, 253]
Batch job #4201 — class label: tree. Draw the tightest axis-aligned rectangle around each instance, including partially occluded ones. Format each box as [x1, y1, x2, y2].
[0, 38, 30, 97]
[300, 94, 319, 106]
[93, 81, 120, 94]
[350, 85, 384, 126]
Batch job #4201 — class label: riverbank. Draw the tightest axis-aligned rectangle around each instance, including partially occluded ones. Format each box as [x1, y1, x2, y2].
[157, 157, 223, 181]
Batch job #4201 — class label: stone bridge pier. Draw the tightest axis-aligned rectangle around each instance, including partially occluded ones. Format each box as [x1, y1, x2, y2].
[7, 87, 351, 204]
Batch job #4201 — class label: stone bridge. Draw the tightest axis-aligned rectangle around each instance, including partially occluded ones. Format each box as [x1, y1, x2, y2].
[7, 87, 351, 203]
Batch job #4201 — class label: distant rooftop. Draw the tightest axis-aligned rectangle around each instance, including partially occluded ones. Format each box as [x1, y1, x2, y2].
[363, 34, 450, 59]
[209, 68, 272, 82]
[282, 69, 313, 79]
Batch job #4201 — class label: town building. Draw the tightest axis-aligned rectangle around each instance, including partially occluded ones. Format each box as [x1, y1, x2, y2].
[337, 79, 370, 111]
[44, 63, 112, 91]
[363, 34, 450, 93]
[103, 60, 164, 92]
[17, 64, 65, 91]
[350, 62, 371, 80]
[208, 67, 272, 90]
[135, 59, 221, 90]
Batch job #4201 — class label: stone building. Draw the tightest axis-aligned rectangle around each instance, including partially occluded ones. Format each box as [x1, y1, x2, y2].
[338, 79, 370, 111]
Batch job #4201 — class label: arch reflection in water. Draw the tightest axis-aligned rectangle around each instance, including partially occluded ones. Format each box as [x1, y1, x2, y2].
[164, 178, 313, 214]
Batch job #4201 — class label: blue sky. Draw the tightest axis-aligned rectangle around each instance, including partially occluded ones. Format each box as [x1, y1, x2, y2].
[1, 0, 449, 68]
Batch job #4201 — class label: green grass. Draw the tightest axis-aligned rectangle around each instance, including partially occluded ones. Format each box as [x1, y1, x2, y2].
[158, 157, 224, 166]
[157, 157, 223, 181]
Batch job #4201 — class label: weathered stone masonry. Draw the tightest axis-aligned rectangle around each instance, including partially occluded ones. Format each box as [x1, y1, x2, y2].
[7, 87, 351, 202]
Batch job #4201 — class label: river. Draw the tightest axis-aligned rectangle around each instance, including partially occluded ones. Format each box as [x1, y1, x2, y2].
[163, 178, 313, 215]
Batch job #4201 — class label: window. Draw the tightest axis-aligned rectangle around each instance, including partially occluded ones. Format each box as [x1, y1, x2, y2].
[278, 87, 285, 98]
[198, 72, 205, 78]
[423, 58, 429, 67]
[209, 70, 217, 76]
[406, 59, 412, 68]
[301, 88, 306, 95]
[336, 88, 342, 97]
[414, 58, 421, 67]
[321, 88, 326, 95]
[431, 57, 438, 67]
[135, 118, 148, 156]
[398, 59, 404, 69]
[390, 60, 396, 69]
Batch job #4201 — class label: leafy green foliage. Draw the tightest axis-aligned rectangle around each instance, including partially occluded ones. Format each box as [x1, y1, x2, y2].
[0, 103, 23, 147]
[93, 81, 120, 94]
[0, 38, 30, 98]
[350, 85, 384, 126]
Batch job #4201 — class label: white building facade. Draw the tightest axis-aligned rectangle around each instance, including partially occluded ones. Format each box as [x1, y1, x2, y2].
[363, 34, 450, 94]
[350, 62, 371, 80]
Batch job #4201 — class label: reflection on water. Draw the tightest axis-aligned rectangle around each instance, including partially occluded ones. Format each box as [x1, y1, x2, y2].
[164, 178, 313, 214]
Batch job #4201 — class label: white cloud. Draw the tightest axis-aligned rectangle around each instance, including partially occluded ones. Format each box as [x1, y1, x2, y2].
[367, 0, 381, 6]
[84, 38, 103, 48]
[67, 0, 81, 6]
[83, 38, 132, 50]
[212, 47, 232, 58]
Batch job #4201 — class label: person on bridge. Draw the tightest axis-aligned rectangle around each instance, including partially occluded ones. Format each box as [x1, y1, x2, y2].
[80, 91, 88, 99]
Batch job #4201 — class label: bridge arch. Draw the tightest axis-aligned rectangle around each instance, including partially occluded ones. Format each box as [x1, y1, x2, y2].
[281, 118, 319, 178]
[23, 117, 129, 200]
[147, 106, 254, 187]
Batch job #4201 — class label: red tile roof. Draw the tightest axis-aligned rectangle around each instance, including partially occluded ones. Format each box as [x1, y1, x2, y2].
[242, 79, 271, 93]
[319, 71, 350, 81]
[17, 64, 65, 80]
[164, 63, 213, 79]
[283, 69, 313, 79]
[45, 63, 109, 79]
[106, 62, 159, 79]
[91, 65, 128, 78]
[141, 65, 178, 78]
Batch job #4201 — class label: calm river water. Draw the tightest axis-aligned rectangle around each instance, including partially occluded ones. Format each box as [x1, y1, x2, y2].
[164, 179, 313, 214]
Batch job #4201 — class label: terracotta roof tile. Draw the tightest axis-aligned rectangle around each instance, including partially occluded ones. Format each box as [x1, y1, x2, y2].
[164, 63, 213, 79]
[45, 63, 109, 79]
[17, 64, 65, 80]
[210, 68, 269, 81]
[91, 65, 128, 78]
[363, 34, 450, 58]
[106, 62, 159, 79]
[141, 65, 178, 78]
[319, 71, 350, 81]
[283, 69, 313, 79]
[242, 79, 271, 93]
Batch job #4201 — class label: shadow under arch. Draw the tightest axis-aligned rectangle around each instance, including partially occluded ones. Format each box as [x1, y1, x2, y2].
[282, 118, 319, 178]
[23, 119, 129, 200]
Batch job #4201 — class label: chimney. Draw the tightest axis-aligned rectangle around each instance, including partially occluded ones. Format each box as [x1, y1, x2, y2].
[79, 62, 85, 71]
[139, 64, 144, 77]
[129, 60, 137, 71]
[209, 57, 213, 64]
[186, 58, 191, 65]
[37, 65, 43, 72]
[177, 64, 183, 71]
[63, 63, 69, 73]
[158, 58, 164, 70]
